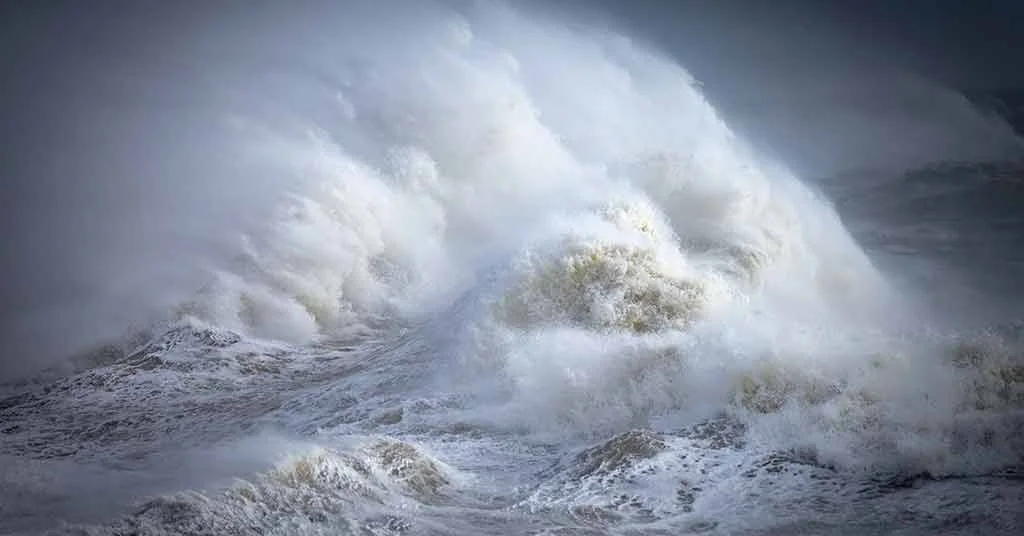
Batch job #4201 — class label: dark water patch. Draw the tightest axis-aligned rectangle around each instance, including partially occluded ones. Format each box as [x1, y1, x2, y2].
[573, 429, 667, 478]
[675, 415, 747, 450]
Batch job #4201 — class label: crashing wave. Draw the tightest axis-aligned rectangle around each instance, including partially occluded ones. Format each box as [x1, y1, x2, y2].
[495, 241, 706, 334]
[58, 441, 452, 536]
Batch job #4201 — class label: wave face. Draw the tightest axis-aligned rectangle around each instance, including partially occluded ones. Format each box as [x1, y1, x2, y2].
[2, 2, 1023, 535]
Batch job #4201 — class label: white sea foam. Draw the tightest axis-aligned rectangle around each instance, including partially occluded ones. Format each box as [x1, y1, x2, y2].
[150, 0, 1019, 478]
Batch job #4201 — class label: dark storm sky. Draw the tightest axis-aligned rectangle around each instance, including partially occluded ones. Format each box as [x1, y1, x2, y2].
[555, 0, 1024, 94]
[3, 1, 1023, 108]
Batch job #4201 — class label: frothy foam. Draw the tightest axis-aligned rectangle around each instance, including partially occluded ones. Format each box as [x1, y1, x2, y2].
[145, 3, 1019, 476]
[173, 3, 896, 347]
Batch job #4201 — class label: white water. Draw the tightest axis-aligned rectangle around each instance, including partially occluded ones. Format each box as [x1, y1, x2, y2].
[2, 1, 1022, 535]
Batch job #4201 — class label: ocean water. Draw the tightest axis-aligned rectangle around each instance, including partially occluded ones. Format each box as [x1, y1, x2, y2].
[2, 2, 1023, 535]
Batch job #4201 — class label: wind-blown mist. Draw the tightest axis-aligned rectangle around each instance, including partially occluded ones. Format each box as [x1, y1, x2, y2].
[1, 2, 365, 378]
[1, 1, 1022, 534]
[577, 0, 1024, 177]
[3, 0, 1020, 381]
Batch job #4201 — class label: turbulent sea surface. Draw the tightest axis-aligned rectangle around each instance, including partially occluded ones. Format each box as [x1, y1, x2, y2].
[2, 3, 1024, 535]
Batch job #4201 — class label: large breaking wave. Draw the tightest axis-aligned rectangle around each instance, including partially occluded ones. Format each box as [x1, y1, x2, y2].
[2, 1, 1022, 534]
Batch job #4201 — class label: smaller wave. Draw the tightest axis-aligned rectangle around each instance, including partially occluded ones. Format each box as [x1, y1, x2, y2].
[53, 440, 455, 536]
